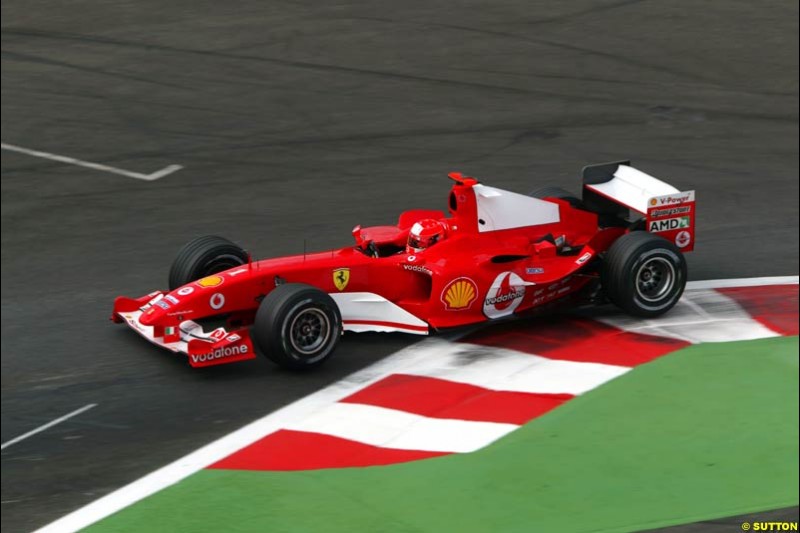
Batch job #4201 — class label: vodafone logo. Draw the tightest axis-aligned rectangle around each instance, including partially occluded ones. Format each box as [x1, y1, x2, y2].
[403, 264, 432, 275]
[177, 286, 194, 296]
[209, 293, 225, 310]
[483, 272, 525, 319]
[190, 343, 248, 363]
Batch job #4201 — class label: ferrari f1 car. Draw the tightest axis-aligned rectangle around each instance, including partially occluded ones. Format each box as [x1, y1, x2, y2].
[112, 161, 696, 370]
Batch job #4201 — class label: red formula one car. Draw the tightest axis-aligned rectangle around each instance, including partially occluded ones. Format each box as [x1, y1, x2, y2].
[112, 161, 696, 370]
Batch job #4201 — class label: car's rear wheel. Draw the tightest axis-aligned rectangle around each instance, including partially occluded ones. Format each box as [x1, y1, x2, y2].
[601, 231, 686, 317]
[168, 235, 248, 290]
[251, 283, 342, 371]
[529, 186, 583, 209]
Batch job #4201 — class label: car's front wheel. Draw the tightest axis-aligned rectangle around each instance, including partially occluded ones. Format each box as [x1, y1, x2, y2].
[602, 231, 686, 317]
[251, 284, 342, 371]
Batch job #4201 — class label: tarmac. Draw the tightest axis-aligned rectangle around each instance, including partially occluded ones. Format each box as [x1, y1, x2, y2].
[2, 1, 798, 530]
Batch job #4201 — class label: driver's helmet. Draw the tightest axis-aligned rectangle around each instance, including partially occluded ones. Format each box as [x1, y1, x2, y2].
[407, 219, 446, 253]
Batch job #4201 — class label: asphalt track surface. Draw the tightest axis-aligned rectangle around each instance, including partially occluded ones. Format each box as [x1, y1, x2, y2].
[1, 1, 797, 531]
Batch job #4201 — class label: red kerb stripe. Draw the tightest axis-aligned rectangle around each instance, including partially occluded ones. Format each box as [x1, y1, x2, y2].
[717, 284, 799, 336]
[341, 373, 572, 425]
[462, 317, 689, 366]
[209, 429, 447, 471]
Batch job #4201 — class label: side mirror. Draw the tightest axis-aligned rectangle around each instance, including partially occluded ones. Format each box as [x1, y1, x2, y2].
[352, 225, 365, 247]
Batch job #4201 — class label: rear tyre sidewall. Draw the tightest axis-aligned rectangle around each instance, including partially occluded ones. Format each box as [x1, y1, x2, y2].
[603, 233, 686, 317]
[529, 186, 583, 209]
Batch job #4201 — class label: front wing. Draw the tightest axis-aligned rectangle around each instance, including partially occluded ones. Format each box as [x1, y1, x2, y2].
[113, 293, 256, 368]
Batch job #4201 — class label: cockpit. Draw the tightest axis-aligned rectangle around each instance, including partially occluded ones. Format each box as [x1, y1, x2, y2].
[351, 172, 564, 257]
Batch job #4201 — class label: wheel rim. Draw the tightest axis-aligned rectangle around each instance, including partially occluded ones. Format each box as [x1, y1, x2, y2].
[635, 257, 676, 303]
[288, 308, 331, 356]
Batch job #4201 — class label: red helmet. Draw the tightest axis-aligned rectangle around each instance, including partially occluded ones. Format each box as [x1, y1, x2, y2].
[407, 219, 446, 253]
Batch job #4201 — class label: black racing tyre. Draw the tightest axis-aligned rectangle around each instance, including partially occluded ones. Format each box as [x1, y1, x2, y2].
[168, 235, 248, 290]
[252, 283, 342, 371]
[529, 186, 583, 209]
[601, 231, 687, 318]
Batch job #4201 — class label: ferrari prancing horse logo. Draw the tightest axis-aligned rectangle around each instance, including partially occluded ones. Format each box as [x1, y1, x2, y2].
[333, 268, 350, 291]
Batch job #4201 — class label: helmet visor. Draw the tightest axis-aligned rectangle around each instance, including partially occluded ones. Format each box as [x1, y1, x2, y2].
[408, 234, 439, 250]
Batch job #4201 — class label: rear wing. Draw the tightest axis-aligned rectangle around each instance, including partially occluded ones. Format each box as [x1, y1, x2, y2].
[582, 161, 696, 252]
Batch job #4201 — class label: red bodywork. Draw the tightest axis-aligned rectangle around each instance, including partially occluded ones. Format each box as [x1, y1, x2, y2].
[112, 172, 692, 367]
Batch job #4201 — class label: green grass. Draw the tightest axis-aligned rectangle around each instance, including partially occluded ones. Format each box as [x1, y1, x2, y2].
[90, 336, 799, 533]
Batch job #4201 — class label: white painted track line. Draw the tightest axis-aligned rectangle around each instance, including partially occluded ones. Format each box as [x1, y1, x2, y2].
[1, 142, 182, 181]
[1, 404, 97, 451]
[32, 275, 799, 533]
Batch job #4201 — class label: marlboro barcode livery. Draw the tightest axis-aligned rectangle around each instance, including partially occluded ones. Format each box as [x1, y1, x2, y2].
[112, 161, 696, 371]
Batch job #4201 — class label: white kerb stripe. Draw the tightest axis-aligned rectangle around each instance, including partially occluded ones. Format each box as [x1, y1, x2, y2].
[599, 288, 779, 343]
[686, 276, 798, 289]
[401, 343, 630, 395]
[285, 402, 518, 453]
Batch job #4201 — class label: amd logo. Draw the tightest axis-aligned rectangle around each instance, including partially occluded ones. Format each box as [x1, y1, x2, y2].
[649, 216, 690, 233]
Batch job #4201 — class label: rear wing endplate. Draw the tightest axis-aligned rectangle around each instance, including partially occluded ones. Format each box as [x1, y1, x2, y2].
[582, 161, 696, 252]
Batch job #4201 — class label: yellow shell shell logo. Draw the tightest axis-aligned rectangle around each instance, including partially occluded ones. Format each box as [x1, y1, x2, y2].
[197, 275, 224, 288]
[442, 277, 477, 310]
[649, 197, 658, 206]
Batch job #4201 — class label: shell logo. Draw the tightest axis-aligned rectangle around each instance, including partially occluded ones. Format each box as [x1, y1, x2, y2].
[197, 275, 224, 288]
[441, 277, 478, 310]
[649, 197, 658, 206]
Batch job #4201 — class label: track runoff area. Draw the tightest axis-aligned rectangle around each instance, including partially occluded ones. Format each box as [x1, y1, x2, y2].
[37, 276, 798, 533]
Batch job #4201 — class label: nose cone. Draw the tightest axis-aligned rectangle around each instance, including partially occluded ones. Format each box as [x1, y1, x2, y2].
[138, 299, 168, 326]
[139, 269, 255, 327]
[136, 281, 220, 326]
